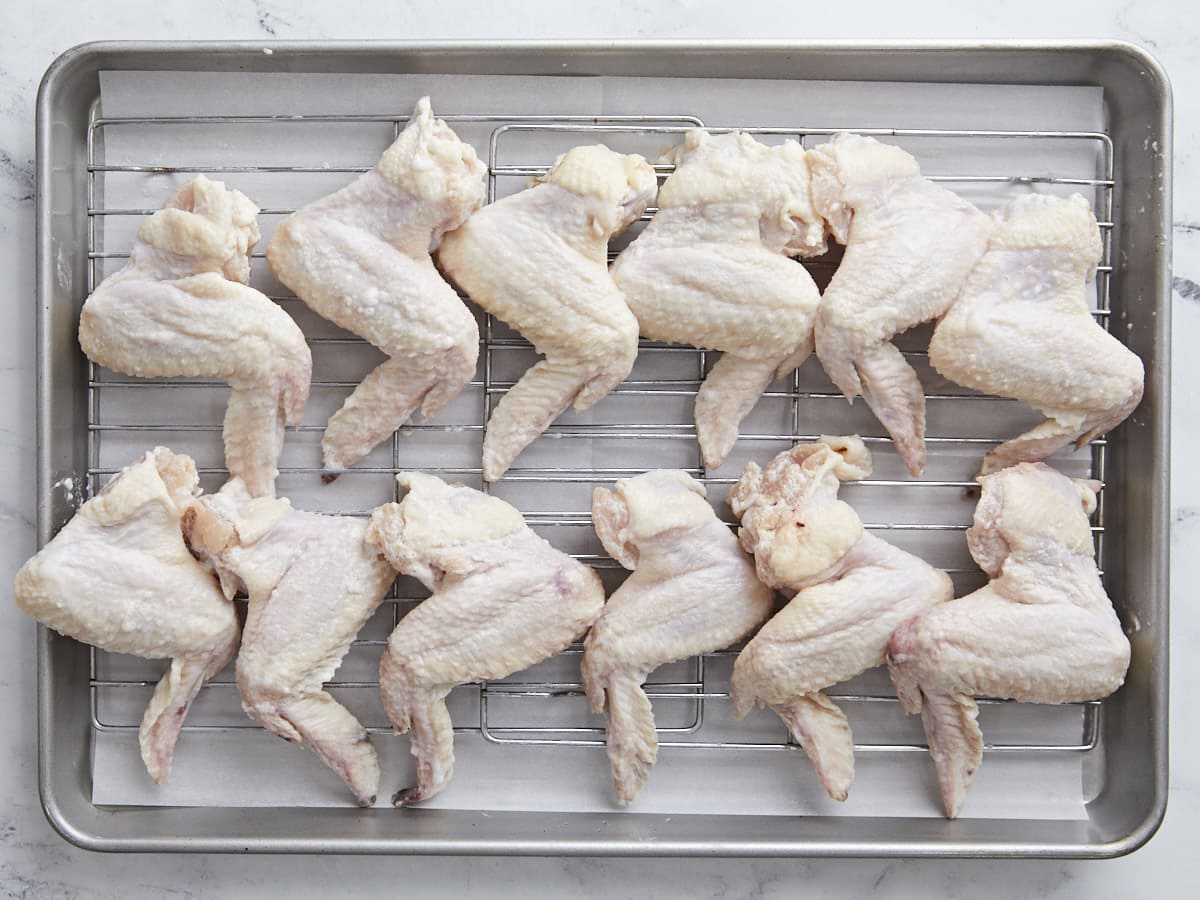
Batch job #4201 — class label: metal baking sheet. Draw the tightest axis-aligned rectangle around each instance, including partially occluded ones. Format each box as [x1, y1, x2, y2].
[34, 42, 1171, 856]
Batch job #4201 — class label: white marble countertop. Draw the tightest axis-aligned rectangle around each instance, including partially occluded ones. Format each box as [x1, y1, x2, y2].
[0, 1, 1193, 896]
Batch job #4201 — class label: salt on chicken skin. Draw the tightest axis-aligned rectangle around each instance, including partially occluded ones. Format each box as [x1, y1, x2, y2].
[367, 472, 605, 805]
[582, 470, 774, 805]
[928, 193, 1144, 476]
[438, 145, 657, 481]
[267, 97, 486, 472]
[611, 130, 828, 468]
[13, 448, 239, 784]
[79, 176, 311, 498]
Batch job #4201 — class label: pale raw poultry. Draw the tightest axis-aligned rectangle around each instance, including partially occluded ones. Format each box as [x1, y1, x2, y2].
[810, 133, 992, 476]
[13, 449, 239, 784]
[610, 130, 828, 468]
[366, 472, 605, 805]
[79, 176, 311, 497]
[268, 97, 486, 472]
[582, 469, 774, 805]
[438, 144, 657, 481]
[183, 480, 397, 807]
[928, 192, 1144, 475]
[887, 462, 1131, 818]
[728, 436, 952, 801]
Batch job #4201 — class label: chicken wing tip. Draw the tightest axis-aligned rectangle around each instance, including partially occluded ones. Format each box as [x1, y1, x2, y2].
[391, 786, 422, 808]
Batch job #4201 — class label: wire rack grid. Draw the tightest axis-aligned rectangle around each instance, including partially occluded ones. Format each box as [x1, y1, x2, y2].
[80, 105, 1117, 786]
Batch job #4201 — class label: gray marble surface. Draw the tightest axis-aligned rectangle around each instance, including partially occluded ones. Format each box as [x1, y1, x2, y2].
[0, 1, 1193, 896]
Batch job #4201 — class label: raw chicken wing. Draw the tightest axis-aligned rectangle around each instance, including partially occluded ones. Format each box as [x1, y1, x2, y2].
[13, 449, 239, 784]
[729, 436, 951, 800]
[268, 98, 486, 471]
[438, 145, 657, 481]
[809, 133, 992, 476]
[582, 470, 774, 804]
[928, 193, 1144, 475]
[183, 480, 396, 806]
[611, 130, 828, 468]
[79, 176, 311, 497]
[366, 473, 605, 805]
[887, 462, 1130, 818]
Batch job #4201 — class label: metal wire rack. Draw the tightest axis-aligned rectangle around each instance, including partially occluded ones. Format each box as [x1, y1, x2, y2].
[82, 105, 1116, 778]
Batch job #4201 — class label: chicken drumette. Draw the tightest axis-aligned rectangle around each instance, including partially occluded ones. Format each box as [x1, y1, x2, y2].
[14, 449, 239, 783]
[582, 470, 774, 804]
[887, 462, 1130, 818]
[438, 145, 657, 481]
[366, 473, 605, 805]
[268, 97, 486, 471]
[79, 176, 311, 497]
[729, 436, 951, 801]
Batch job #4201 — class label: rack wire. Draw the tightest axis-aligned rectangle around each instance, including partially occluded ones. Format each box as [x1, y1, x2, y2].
[82, 106, 1116, 778]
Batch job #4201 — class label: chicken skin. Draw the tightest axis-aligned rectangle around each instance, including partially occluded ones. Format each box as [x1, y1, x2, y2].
[182, 480, 396, 806]
[79, 176, 311, 497]
[928, 193, 1144, 475]
[610, 130, 828, 468]
[581, 470, 774, 805]
[887, 462, 1130, 819]
[267, 98, 486, 471]
[809, 133, 992, 476]
[728, 436, 951, 801]
[438, 145, 658, 481]
[366, 473, 605, 805]
[13, 449, 239, 784]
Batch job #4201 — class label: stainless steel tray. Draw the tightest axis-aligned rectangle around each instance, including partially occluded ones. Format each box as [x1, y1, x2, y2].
[35, 41, 1171, 856]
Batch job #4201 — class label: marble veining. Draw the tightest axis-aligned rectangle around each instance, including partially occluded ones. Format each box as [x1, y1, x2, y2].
[1175, 277, 1200, 302]
[0, 1, 1195, 896]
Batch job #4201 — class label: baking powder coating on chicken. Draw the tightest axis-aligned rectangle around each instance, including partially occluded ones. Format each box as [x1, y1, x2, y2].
[887, 462, 1130, 819]
[610, 130, 828, 469]
[582, 469, 774, 805]
[366, 472, 605, 806]
[267, 97, 486, 473]
[182, 480, 397, 807]
[438, 144, 658, 481]
[79, 177, 311, 498]
[809, 133, 992, 477]
[14, 448, 239, 784]
[729, 436, 952, 802]
[928, 192, 1144, 476]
